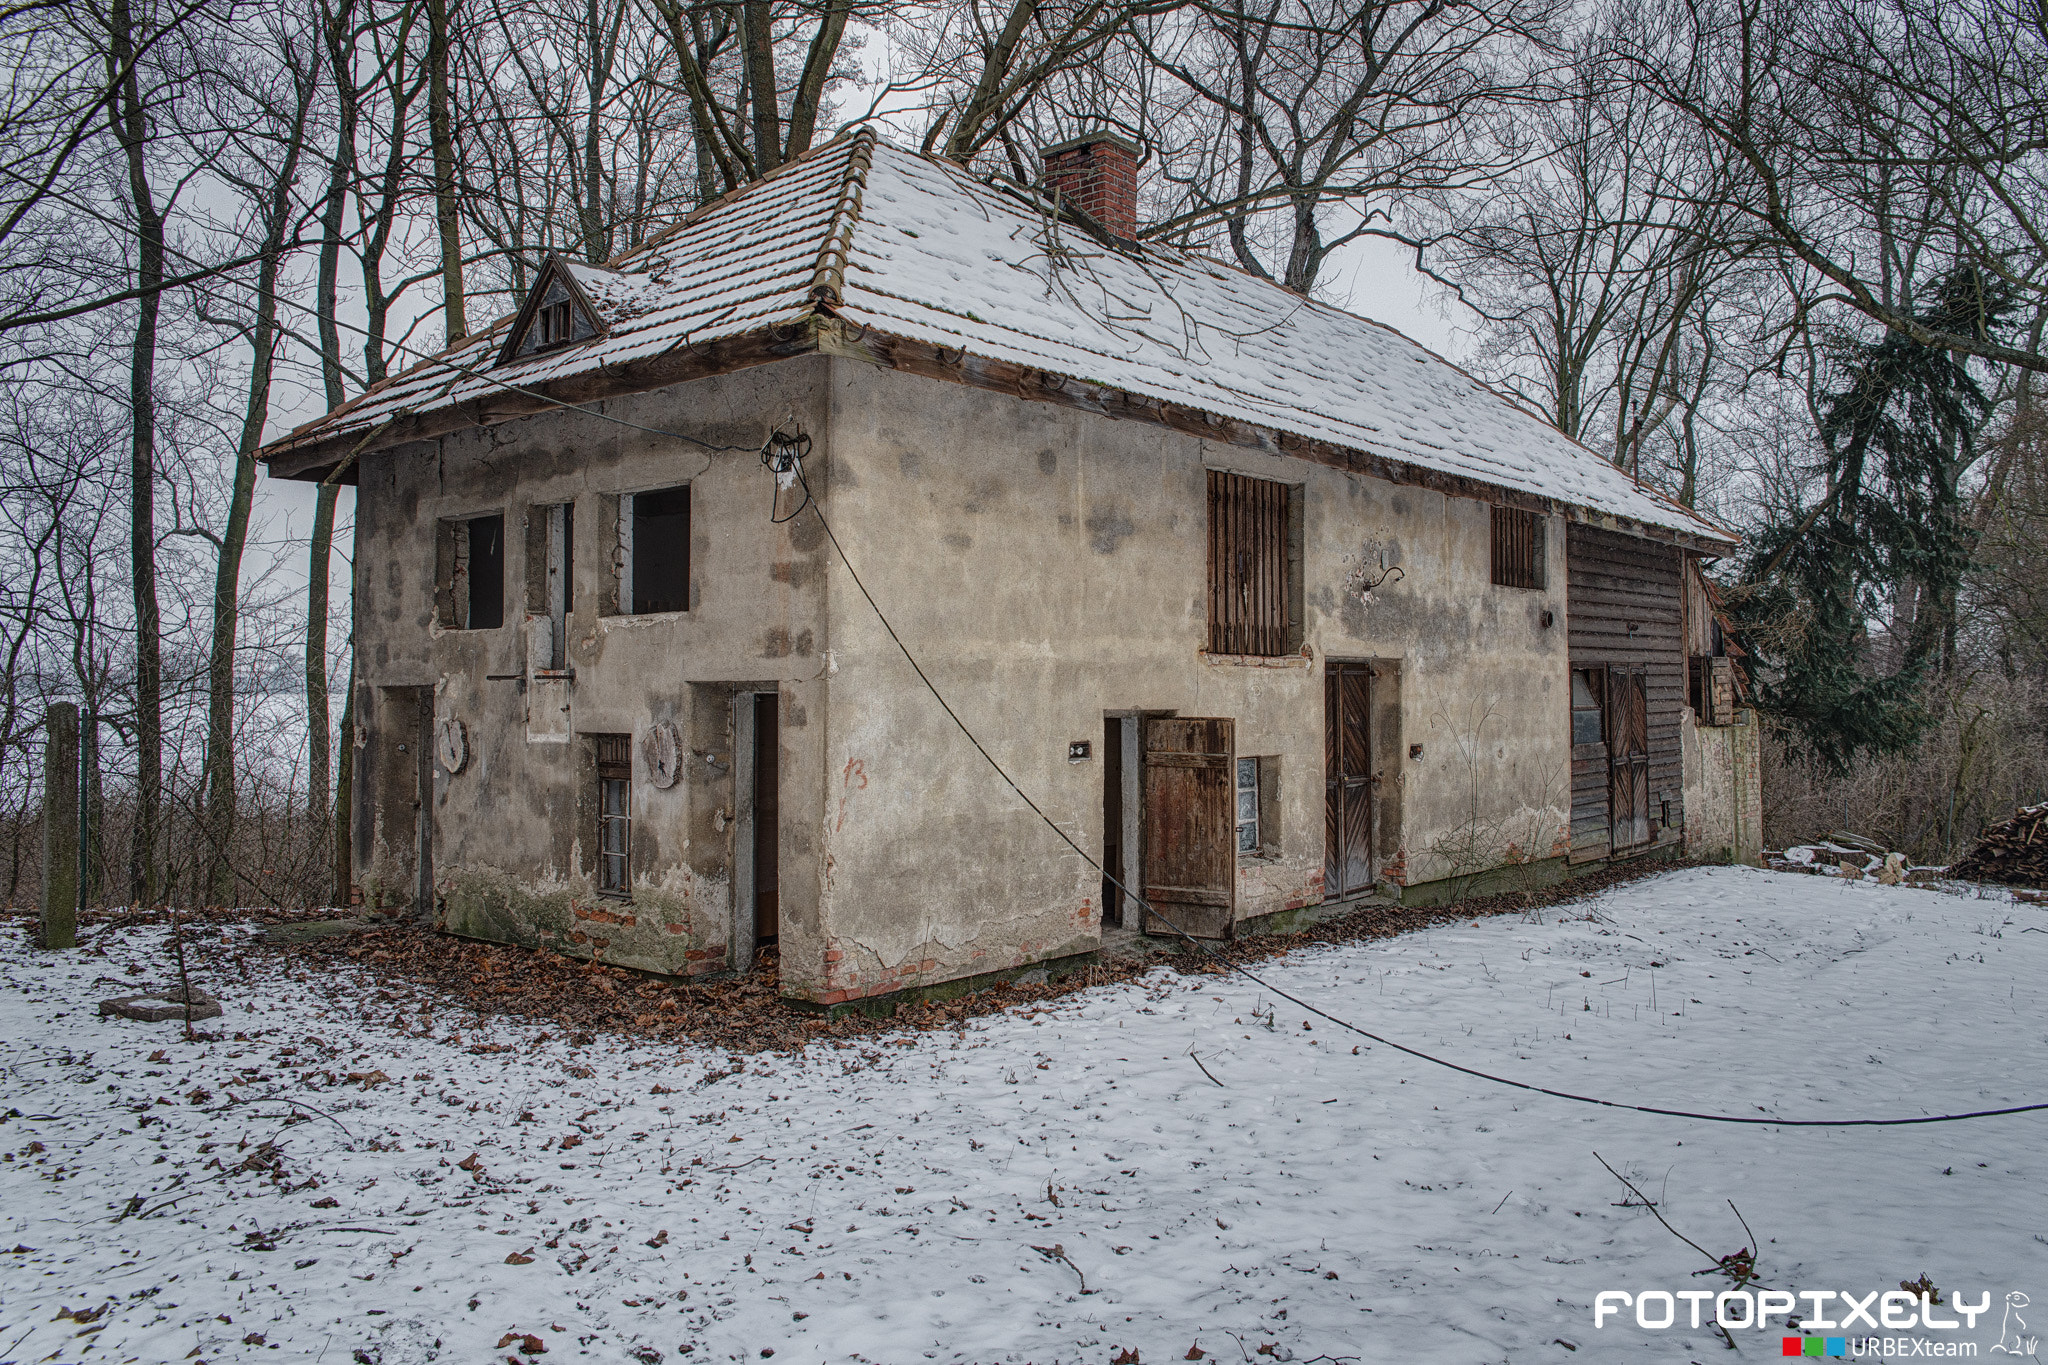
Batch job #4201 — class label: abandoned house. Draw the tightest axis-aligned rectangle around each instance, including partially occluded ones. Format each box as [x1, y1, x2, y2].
[259, 126, 1762, 1008]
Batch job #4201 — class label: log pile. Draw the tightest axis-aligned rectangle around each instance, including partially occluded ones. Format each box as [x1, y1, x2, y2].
[1947, 803, 2048, 887]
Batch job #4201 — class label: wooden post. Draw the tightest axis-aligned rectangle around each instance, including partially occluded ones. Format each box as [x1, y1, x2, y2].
[40, 703, 79, 949]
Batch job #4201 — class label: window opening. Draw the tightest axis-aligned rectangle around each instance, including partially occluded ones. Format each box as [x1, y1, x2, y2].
[1207, 469, 1293, 656]
[1491, 506, 1545, 589]
[527, 502, 574, 668]
[439, 513, 504, 630]
[537, 299, 574, 348]
[1236, 757, 1260, 853]
[629, 485, 690, 615]
[595, 734, 631, 896]
[1571, 669, 1604, 746]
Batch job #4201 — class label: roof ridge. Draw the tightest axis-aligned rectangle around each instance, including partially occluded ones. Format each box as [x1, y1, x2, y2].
[600, 125, 872, 274]
[807, 126, 878, 305]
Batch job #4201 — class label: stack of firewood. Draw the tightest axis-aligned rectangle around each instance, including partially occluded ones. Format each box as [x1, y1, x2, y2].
[1947, 803, 2048, 887]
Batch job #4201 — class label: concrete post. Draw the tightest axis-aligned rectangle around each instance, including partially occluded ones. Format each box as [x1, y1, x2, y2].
[40, 702, 79, 949]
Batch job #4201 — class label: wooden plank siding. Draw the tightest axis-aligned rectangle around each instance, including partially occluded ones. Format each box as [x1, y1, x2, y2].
[1566, 523, 1687, 862]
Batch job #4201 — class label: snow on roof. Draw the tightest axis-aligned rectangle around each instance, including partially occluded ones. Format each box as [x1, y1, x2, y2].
[266, 127, 1727, 544]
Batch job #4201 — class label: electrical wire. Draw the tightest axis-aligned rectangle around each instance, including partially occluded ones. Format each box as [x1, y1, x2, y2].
[776, 455, 2048, 1130]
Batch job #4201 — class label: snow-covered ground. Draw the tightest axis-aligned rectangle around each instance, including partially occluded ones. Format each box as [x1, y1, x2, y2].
[3, 867, 2043, 1365]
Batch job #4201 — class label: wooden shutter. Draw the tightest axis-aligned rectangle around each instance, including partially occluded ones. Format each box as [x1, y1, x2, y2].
[1208, 470, 1289, 656]
[1491, 506, 1543, 589]
[1141, 717, 1235, 939]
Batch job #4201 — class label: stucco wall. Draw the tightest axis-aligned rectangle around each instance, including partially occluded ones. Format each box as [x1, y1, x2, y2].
[802, 360, 1572, 1003]
[345, 349, 1625, 1005]
[1682, 708, 1764, 865]
[350, 360, 833, 976]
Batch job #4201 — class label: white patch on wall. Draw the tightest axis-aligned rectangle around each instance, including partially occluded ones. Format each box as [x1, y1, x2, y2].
[643, 721, 683, 789]
[435, 717, 469, 774]
[1341, 536, 1405, 606]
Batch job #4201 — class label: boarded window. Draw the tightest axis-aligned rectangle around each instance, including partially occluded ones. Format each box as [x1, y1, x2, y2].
[436, 513, 504, 630]
[1491, 506, 1545, 589]
[627, 486, 690, 615]
[595, 733, 631, 896]
[1207, 470, 1292, 656]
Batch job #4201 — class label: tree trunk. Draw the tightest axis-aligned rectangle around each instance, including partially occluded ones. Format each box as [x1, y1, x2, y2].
[310, 0, 356, 856]
[203, 68, 311, 905]
[740, 0, 780, 176]
[109, 0, 163, 908]
[332, 631, 355, 906]
[426, 0, 465, 344]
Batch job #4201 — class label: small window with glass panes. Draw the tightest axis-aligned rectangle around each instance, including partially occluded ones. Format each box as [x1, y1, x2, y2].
[1236, 757, 1260, 853]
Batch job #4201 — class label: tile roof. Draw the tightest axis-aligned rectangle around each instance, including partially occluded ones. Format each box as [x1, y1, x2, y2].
[263, 127, 1729, 545]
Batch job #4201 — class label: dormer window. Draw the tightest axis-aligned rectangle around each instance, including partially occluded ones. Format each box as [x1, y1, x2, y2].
[537, 299, 574, 348]
[496, 254, 612, 366]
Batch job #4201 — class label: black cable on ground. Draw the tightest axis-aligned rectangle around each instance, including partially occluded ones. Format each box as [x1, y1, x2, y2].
[779, 456, 2047, 1130]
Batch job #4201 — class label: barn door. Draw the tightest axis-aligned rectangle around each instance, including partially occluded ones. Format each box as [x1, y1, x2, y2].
[1141, 717, 1235, 939]
[1607, 665, 1650, 851]
[1324, 663, 1374, 900]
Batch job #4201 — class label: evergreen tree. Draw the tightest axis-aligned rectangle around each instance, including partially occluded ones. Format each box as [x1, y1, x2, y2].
[1736, 270, 2008, 771]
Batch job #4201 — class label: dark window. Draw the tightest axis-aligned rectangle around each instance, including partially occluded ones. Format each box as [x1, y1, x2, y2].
[1207, 469, 1293, 656]
[631, 485, 690, 614]
[438, 514, 504, 630]
[595, 734, 631, 896]
[1491, 506, 1545, 589]
[537, 299, 573, 347]
[1571, 668, 1604, 746]
[465, 515, 503, 628]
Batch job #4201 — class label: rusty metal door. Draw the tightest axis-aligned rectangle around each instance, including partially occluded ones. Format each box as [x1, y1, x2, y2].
[1324, 663, 1374, 899]
[1141, 717, 1235, 939]
[1607, 665, 1650, 851]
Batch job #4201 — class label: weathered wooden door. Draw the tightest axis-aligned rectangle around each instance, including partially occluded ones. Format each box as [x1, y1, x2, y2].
[1141, 717, 1235, 939]
[1324, 663, 1374, 899]
[1607, 665, 1651, 851]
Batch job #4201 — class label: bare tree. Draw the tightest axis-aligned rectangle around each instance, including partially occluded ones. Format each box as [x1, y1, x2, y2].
[1119, 0, 1565, 291]
[1608, 0, 2048, 373]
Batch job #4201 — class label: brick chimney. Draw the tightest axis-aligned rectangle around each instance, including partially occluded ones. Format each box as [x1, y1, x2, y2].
[1040, 133, 1141, 240]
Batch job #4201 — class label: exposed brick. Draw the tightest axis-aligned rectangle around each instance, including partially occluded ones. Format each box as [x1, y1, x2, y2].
[1041, 133, 1140, 239]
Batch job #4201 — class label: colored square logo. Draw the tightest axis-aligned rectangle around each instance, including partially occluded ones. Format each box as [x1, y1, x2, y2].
[1782, 1338, 1807, 1356]
[1826, 1340, 1848, 1357]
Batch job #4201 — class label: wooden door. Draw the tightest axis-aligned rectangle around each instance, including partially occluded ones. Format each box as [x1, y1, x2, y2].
[1607, 665, 1650, 851]
[752, 692, 780, 942]
[1324, 663, 1374, 899]
[1141, 717, 1235, 939]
